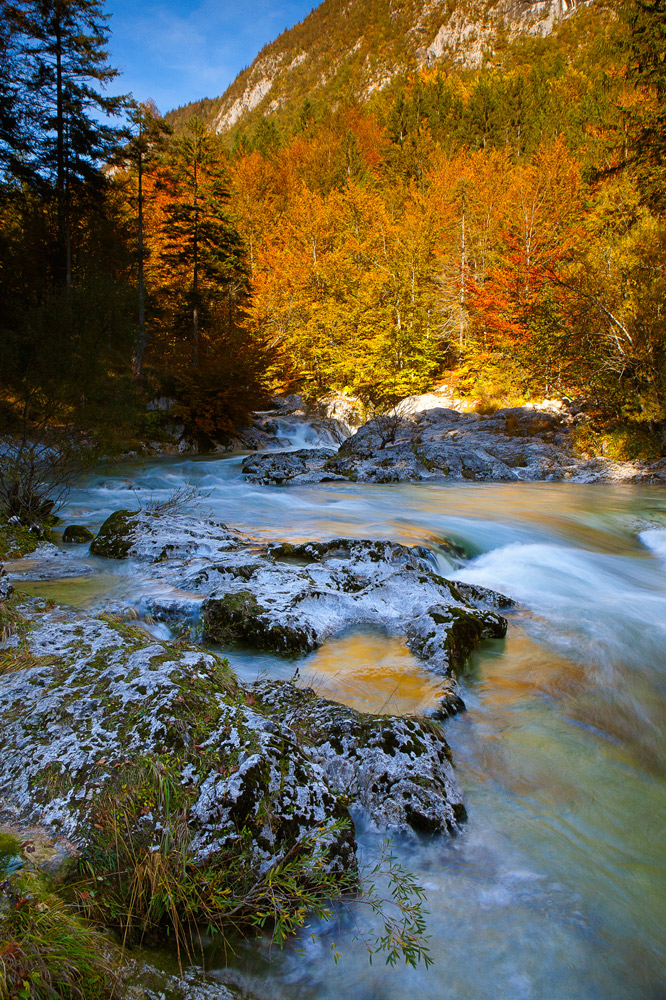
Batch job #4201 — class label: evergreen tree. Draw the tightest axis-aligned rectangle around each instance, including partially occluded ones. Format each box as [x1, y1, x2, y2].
[0, 3, 33, 179]
[121, 100, 171, 378]
[17, 0, 127, 285]
[158, 117, 247, 368]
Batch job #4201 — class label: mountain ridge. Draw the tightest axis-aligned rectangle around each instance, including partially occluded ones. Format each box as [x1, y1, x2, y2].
[167, 0, 594, 134]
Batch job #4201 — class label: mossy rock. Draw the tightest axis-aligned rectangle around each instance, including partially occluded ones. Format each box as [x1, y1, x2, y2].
[89, 510, 138, 559]
[253, 681, 466, 835]
[443, 606, 507, 670]
[0, 516, 39, 559]
[202, 590, 316, 654]
[63, 524, 94, 544]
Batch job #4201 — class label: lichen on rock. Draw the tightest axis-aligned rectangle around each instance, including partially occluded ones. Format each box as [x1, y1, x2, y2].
[198, 535, 508, 713]
[0, 600, 354, 876]
[253, 681, 466, 835]
[90, 509, 245, 563]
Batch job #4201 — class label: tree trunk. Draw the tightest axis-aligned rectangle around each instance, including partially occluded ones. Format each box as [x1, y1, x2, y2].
[55, 13, 68, 287]
[192, 154, 199, 368]
[133, 145, 146, 379]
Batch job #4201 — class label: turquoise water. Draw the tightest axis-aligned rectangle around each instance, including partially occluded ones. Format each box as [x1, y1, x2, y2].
[59, 457, 666, 999]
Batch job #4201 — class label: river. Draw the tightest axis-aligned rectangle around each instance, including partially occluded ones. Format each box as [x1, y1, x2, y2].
[21, 443, 666, 1000]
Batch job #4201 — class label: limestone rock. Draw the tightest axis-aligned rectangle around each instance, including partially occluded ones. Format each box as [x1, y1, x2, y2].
[253, 682, 466, 835]
[0, 604, 354, 873]
[242, 448, 343, 485]
[200, 536, 508, 712]
[240, 402, 594, 485]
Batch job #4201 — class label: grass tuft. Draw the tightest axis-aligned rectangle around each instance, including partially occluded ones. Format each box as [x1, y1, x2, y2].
[0, 870, 115, 1000]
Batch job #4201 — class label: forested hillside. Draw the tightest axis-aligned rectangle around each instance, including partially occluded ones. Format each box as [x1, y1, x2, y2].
[1, 0, 665, 459]
[167, 0, 593, 136]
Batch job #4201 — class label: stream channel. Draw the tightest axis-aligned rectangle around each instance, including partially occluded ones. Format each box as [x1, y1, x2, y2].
[11, 419, 666, 1000]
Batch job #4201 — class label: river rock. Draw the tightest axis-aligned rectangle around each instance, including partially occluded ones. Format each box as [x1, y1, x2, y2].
[0, 598, 466, 868]
[199, 537, 507, 707]
[0, 567, 12, 600]
[88, 512, 508, 709]
[253, 682, 466, 834]
[242, 448, 345, 485]
[0, 603, 353, 873]
[310, 392, 366, 437]
[242, 403, 588, 484]
[62, 524, 94, 543]
[90, 510, 245, 561]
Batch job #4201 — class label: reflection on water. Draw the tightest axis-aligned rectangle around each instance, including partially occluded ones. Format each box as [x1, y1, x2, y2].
[12, 573, 121, 607]
[300, 629, 446, 715]
[36, 460, 666, 998]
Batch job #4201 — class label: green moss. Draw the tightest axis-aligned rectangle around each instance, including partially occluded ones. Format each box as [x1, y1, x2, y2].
[412, 445, 434, 471]
[444, 607, 506, 671]
[0, 832, 22, 875]
[202, 591, 313, 654]
[0, 515, 39, 559]
[89, 510, 138, 559]
[62, 525, 94, 544]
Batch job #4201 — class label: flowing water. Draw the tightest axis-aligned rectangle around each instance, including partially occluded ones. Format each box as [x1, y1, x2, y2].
[22, 436, 666, 999]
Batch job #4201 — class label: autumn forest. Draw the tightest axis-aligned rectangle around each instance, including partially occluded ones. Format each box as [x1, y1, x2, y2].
[1, 0, 665, 457]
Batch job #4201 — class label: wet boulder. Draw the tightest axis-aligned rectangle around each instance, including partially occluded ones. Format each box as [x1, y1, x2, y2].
[0, 601, 355, 875]
[90, 510, 245, 563]
[89, 509, 138, 558]
[253, 682, 466, 835]
[62, 524, 94, 544]
[242, 448, 343, 485]
[202, 590, 317, 654]
[201, 537, 508, 713]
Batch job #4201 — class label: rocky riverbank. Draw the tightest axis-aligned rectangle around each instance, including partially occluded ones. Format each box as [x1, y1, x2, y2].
[241, 395, 666, 485]
[0, 493, 516, 989]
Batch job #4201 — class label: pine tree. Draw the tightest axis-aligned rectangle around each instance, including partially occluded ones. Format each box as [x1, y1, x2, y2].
[17, 0, 126, 285]
[121, 100, 171, 378]
[157, 117, 247, 368]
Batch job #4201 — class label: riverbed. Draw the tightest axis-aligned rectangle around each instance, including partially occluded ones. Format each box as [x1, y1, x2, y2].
[18, 449, 666, 1000]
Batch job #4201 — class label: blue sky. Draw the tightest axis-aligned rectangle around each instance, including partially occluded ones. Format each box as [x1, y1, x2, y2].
[104, 0, 315, 115]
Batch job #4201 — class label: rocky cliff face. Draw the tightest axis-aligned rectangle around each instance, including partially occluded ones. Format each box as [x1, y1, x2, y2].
[197, 0, 593, 135]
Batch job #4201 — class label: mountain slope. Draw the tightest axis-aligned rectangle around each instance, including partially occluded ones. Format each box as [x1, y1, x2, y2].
[168, 0, 594, 134]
